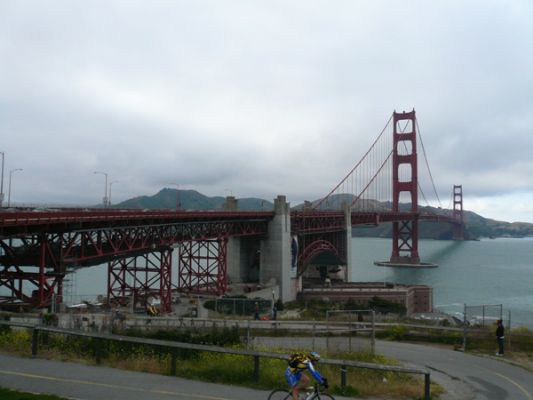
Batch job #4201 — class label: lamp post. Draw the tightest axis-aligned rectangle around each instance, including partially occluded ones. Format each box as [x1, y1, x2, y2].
[109, 180, 118, 206]
[94, 171, 109, 207]
[7, 168, 22, 207]
[0, 151, 4, 208]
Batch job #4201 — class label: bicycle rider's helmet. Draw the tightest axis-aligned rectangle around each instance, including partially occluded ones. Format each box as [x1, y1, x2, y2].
[308, 351, 320, 363]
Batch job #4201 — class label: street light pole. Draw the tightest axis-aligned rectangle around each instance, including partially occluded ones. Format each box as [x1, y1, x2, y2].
[0, 151, 4, 208]
[7, 168, 22, 208]
[94, 171, 109, 207]
[109, 180, 118, 206]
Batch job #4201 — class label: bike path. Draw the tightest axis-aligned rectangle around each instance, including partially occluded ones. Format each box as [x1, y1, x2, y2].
[0, 353, 355, 400]
[254, 336, 533, 400]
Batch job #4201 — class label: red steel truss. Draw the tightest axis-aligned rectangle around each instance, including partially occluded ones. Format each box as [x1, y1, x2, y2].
[0, 214, 269, 310]
[177, 238, 228, 296]
[108, 250, 172, 313]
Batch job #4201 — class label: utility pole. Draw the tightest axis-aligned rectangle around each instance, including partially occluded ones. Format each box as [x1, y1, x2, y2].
[0, 151, 4, 208]
[8, 168, 22, 207]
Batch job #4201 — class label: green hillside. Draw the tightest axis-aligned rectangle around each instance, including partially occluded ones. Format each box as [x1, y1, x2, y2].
[115, 188, 272, 211]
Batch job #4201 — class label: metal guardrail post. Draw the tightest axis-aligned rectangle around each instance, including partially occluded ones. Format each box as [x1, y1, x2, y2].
[170, 350, 177, 375]
[341, 364, 347, 387]
[312, 321, 316, 351]
[95, 338, 102, 365]
[462, 303, 467, 352]
[371, 310, 376, 355]
[253, 355, 260, 383]
[349, 314, 352, 353]
[246, 320, 251, 350]
[31, 328, 39, 357]
[424, 372, 430, 400]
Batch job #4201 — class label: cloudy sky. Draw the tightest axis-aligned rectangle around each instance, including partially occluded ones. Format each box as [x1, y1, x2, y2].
[1, 1, 532, 222]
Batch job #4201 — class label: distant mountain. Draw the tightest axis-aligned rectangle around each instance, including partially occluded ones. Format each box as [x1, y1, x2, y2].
[114, 189, 533, 239]
[114, 188, 272, 211]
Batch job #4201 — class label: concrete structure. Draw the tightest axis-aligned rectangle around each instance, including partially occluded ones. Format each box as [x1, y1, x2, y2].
[299, 282, 433, 315]
[259, 195, 295, 303]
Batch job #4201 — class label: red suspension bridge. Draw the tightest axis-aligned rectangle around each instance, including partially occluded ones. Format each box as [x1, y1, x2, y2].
[0, 110, 464, 313]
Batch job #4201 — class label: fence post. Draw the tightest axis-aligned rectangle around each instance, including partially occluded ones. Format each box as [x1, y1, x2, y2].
[170, 349, 177, 375]
[95, 338, 102, 365]
[341, 364, 347, 387]
[508, 310, 512, 351]
[424, 372, 431, 400]
[312, 321, 316, 351]
[371, 310, 375, 355]
[247, 320, 251, 350]
[462, 303, 467, 352]
[253, 355, 260, 382]
[349, 312, 352, 353]
[31, 328, 39, 357]
[326, 313, 330, 354]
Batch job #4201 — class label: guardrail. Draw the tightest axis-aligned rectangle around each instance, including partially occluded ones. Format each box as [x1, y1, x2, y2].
[0, 320, 431, 399]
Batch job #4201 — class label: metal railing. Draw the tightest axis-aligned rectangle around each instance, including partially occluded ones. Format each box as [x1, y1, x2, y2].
[0, 320, 431, 399]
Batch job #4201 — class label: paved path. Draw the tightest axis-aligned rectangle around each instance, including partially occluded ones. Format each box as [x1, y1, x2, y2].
[0, 353, 353, 400]
[253, 337, 533, 400]
[377, 340, 533, 400]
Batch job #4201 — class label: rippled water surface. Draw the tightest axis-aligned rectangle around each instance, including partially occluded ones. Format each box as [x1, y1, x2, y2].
[351, 237, 533, 327]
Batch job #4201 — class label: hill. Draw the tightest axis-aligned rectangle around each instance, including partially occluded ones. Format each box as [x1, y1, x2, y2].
[115, 188, 272, 212]
[114, 189, 533, 239]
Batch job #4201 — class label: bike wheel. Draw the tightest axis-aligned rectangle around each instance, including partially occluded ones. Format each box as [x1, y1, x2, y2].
[267, 388, 292, 400]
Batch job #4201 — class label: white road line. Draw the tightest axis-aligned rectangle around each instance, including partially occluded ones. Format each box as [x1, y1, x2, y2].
[0, 369, 233, 400]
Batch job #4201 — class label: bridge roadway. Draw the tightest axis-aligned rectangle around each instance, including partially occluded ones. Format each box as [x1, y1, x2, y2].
[0, 208, 457, 237]
[1, 338, 532, 400]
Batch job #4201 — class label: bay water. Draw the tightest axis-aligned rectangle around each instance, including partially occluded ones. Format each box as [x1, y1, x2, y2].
[71, 237, 533, 328]
[352, 237, 533, 328]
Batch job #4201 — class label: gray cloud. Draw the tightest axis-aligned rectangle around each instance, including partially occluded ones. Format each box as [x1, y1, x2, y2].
[1, 1, 533, 221]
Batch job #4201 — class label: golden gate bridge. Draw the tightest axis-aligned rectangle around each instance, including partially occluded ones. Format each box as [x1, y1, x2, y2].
[0, 110, 464, 313]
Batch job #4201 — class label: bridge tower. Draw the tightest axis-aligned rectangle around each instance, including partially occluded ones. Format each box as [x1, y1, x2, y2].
[453, 184, 465, 240]
[390, 110, 420, 264]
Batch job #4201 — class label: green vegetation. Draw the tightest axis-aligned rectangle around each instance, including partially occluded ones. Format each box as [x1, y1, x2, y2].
[0, 388, 66, 400]
[284, 296, 405, 319]
[203, 296, 272, 317]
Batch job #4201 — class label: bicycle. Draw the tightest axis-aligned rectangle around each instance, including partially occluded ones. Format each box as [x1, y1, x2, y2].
[267, 383, 335, 400]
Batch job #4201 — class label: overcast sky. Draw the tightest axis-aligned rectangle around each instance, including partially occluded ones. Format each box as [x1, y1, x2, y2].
[1, 1, 532, 222]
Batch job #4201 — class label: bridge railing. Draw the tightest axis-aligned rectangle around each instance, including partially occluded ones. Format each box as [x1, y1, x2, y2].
[0, 320, 431, 400]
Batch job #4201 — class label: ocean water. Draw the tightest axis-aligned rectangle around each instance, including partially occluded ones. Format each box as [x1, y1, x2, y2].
[69, 237, 533, 328]
[351, 237, 533, 328]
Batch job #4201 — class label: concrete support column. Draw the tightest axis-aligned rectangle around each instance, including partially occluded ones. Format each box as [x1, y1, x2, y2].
[226, 237, 242, 284]
[260, 195, 293, 302]
[343, 203, 353, 282]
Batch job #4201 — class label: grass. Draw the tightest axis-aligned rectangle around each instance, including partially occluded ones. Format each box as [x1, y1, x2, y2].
[0, 387, 66, 400]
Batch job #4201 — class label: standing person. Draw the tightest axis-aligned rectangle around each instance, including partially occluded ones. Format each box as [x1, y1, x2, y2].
[496, 319, 505, 356]
[253, 302, 260, 320]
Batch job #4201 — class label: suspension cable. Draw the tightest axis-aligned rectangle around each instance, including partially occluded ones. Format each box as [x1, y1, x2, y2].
[416, 119, 442, 208]
[314, 114, 393, 210]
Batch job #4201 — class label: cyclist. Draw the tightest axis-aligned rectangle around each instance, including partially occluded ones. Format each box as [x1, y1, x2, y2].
[285, 351, 328, 400]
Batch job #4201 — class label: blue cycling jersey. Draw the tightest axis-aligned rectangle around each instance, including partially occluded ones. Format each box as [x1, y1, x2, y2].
[285, 357, 324, 386]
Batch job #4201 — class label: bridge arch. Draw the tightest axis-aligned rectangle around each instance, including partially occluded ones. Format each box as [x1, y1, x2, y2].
[297, 239, 342, 276]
